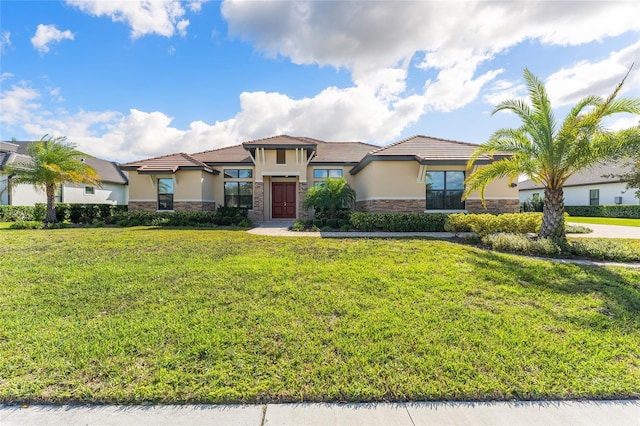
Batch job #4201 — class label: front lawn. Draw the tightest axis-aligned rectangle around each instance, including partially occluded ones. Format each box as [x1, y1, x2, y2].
[0, 228, 638, 403]
[567, 217, 640, 227]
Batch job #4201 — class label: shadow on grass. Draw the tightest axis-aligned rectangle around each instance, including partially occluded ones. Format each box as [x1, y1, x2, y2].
[466, 248, 640, 323]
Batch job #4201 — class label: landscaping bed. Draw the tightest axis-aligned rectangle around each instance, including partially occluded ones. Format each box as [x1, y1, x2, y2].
[1, 228, 638, 403]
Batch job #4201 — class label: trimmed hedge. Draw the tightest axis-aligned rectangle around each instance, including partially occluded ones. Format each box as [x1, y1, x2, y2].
[0, 204, 128, 223]
[112, 207, 252, 228]
[564, 205, 640, 219]
[349, 212, 448, 232]
[0, 206, 35, 222]
[445, 212, 544, 236]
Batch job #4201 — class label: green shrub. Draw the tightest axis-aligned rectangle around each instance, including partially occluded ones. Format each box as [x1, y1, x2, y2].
[349, 212, 448, 232]
[33, 203, 46, 221]
[564, 205, 640, 218]
[481, 233, 563, 256]
[9, 220, 43, 229]
[445, 213, 543, 236]
[565, 224, 592, 234]
[0, 206, 35, 221]
[521, 196, 544, 212]
[291, 220, 305, 231]
[569, 239, 640, 262]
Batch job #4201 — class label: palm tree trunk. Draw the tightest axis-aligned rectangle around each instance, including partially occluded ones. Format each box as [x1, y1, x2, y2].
[540, 187, 565, 239]
[45, 184, 57, 224]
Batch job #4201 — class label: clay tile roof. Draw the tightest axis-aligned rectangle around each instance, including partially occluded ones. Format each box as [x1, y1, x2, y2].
[120, 152, 213, 174]
[310, 140, 379, 163]
[191, 144, 252, 164]
[368, 135, 491, 161]
[519, 162, 634, 190]
[242, 134, 319, 149]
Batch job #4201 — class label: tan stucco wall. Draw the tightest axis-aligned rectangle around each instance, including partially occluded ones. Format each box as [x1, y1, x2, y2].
[128, 170, 217, 203]
[353, 160, 519, 202]
[354, 161, 425, 200]
[253, 148, 309, 182]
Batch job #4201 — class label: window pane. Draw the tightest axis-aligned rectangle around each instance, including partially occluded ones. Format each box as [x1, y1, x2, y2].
[589, 189, 599, 206]
[224, 182, 239, 196]
[328, 169, 343, 178]
[238, 169, 253, 178]
[239, 196, 253, 209]
[446, 172, 465, 190]
[224, 169, 239, 178]
[314, 169, 328, 179]
[224, 195, 238, 207]
[158, 178, 173, 195]
[445, 190, 464, 209]
[426, 172, 445, 190]
[239, 182, 252, 196]
[158, 194, 173, 210]
[276, 149, 286, 164]
[426, 190, 444, 209]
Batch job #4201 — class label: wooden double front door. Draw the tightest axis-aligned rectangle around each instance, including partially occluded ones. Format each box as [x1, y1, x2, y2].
[272, 182, 297, 219]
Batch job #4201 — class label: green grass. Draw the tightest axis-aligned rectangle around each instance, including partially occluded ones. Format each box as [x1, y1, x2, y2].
[567, 217, 640, 227]
[1, 227, 639, 403]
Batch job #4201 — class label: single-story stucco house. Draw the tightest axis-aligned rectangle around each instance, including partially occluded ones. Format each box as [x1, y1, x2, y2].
[519, 162, 640, 207]
[120, 135, 520, 221]
[0, 141, 129, 206]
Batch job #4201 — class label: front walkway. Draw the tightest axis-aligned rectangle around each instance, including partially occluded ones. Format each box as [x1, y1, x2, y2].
[567, 222, 640, 239]
[2, 400, 638, 425]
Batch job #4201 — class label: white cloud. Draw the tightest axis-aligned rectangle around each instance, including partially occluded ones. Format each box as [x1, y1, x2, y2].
[66, 0, 190, 39]
[0, 72, 14, 82]
[0, 76, 427, 162]
[0, 82, 41, 126]
[30, 24, 75, 53]
[0, 31, 10, 54]
[221, 0, 640, 114]
[483, 80, 527, 107]
[546, 41, 640, 106]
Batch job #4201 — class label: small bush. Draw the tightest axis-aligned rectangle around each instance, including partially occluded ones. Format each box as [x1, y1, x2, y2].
[349, 212, 448, 232]
[445, 212, 544, 236]
[0, 206, 35, 222]
[481, 233, 563, 257]
[9, 220, 42, 229]
[521, 196, 544, 212]
[569, 239, 640, 262]
[565, 224, 592, 234]
[33, 203, 47, 221]
[291, 220, 306, 231]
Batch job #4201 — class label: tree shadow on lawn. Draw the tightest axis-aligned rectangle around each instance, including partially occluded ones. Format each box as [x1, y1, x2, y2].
[466, 248, 640, 326]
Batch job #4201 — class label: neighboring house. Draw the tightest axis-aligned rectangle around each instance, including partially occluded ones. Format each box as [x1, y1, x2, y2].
[120, 135, 520, 221]
[0, 141, 129, 206]
[519, 162, 640, 206]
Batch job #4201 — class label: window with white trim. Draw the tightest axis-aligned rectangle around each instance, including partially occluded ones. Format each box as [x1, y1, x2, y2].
[313, 169, 343, 186]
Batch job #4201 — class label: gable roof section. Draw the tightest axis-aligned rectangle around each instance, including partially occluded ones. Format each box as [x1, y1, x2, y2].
[3, 141, 128, 184]
[519, 162, 634, 190]
[190, 137, 377, 165]
[191, 144, 252, 164]
[120, 152, 216, 175]
[242, 135, 318, 150]
[351, 135, 504, 174]
[310, 140, 378, 163]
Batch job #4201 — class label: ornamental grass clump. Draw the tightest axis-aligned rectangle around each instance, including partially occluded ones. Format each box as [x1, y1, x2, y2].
[481, 233, 563, 257]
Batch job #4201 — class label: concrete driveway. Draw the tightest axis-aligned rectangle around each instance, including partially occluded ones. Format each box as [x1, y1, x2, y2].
[568, 222, 640, 239]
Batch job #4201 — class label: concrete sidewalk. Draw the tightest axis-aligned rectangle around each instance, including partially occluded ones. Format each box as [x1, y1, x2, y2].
[2, 400, 639, 425]
[567, 222, 640, 239]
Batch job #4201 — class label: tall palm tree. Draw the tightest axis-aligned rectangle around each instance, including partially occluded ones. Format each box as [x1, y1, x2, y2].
[4, 135, 100, 224]
[463, 68, 640, 239]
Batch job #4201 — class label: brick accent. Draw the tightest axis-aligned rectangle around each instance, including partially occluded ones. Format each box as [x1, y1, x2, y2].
[173, 201, 216, 211]
[298, 182, 309, 220]
[356, 198, 520, 214]
[251, 182, 265, 222]
[466, 199, 520, 214]
[356, 199, 425, 213]
[128, 201, 157, 211]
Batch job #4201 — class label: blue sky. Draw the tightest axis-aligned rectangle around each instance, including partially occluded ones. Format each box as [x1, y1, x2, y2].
[1, 1, 639, 162]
